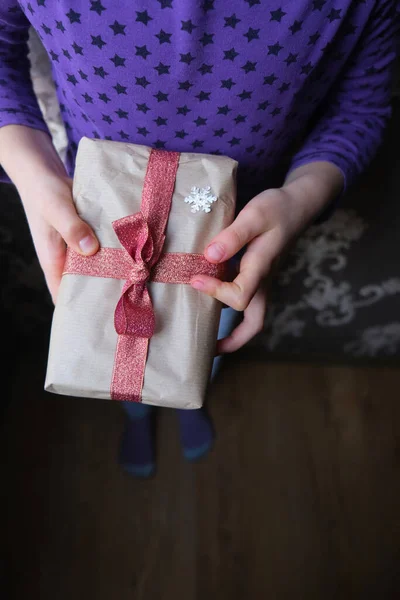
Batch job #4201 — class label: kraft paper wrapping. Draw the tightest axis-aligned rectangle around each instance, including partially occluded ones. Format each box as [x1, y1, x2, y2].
[45, 138, 237, 409]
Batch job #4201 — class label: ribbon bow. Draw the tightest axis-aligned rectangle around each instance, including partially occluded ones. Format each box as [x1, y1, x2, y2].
[113, 212, 163, 339]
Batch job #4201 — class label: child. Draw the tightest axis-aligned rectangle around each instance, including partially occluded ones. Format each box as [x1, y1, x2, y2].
[0, 0, 398, 476]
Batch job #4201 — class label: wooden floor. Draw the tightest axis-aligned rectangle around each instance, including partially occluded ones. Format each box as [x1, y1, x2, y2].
[1, 352, 400, 600]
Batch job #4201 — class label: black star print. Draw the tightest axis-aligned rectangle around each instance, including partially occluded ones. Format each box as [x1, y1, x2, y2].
[156, 29, 172, 44]
[67, 74, 78, 86]
[66, 9, 81, 24]
[242, 61, 257, 74]
[179, 80, 193, 91]
[63, 49, 72, 60]
[158, 0, 173, 8]
[258, 100, 270, 110]
[136, 45, 151, 59]
[284, 53, 298, 66]
[217, 105, 231, 116]
[50, 50, 59, 62]
[214, 128, 227, 137]
[312, 0, 326, 10]
[224, 14, 241, 28]
[137, 103, 150, 113]
[251, 123, 262, 133]
[270, 8, 286, 22]
[99, 93, 111, 103]
[137, 126, 150, 136]
[81, 112, 89, 122]
[308, 32, 321, 45]
[82, 93, 93, 103]
[246, 145, 256, 153]
[289, 20, 303, 34]
[27, 3, 34, 15]
[56, 21, 66, 33]
[110, 20, 126, 35]
[154, 91, 169, 102]
[268, 42, 283, 56]
[181, 20, 197, 34]
[37, 0, 45, 6]
[192, 140, 204, 149]
[94, 66, 108, 78]
[229, 137, 241, 146]
[114, 83, 127, 94]
[90, 1, 106, 15]
[264, 73, 277, 86]
[194, 116, 207, 126]
[102, 114, 113, 124]
[119, 130, 129, 140]
[177, 105, 191, 116]
[135, 76, 150, 88]
[79, 70, 88, 80]
[154, 140, 166, 149]
[278, 82, 290, 93]
[41, 23, 52, 36]
[327, 8, 341, 22]
[224, 48, 239, 61]
[301, 62, 313, 75]
[271, 107, 282, 117]
[72, 42, 83, 55]
[234, 114, 246, 124]
[198, 63, 213, 75]
[91, 35, 106, 49]
[245, 0, 260, 6]
[221, 78, 236, 90]
[116, 109, 129, 119]
[203, 0, 214, 11]
[200, 33, 214, 46]
[180, 52, 195, 65]
[110, 54, 126, 67]
[244, 27, 260, 42]
[154, 116, 168, 126]
[238, 90, 252, 101]
[136, 11, 152, 26]
[196, 91, 211, 101]
[175, 129, 188, 139]
[154, 62, 170, 75]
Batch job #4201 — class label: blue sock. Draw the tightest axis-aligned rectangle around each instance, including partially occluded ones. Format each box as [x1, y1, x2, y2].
[119, 403, 156, 478]
[177, 407, 215, 462]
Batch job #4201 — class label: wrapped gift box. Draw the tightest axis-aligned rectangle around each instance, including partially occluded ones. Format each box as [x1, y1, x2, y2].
[45, 138, 237, 409]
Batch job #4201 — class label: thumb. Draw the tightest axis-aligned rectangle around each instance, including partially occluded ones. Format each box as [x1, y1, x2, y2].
[46, 193, 99, 256]
[204, 204, 265, 264]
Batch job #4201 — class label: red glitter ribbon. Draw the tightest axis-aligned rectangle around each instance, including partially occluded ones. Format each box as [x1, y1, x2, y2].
[63, 149, 224, 402]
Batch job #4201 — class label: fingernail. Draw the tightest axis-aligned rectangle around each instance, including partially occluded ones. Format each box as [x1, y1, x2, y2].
[206, 243, 225, 262]
[79, 235, 97, 254]
[191, 279, 205, 290]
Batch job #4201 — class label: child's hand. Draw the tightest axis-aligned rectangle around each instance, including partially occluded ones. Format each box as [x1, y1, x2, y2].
[0, 126, 99, 304]
[23, 173, 99, 303]
[190, 161, 344, 352]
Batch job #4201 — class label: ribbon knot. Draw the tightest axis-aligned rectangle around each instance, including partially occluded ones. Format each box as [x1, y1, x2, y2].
[112, 212, 158, 339]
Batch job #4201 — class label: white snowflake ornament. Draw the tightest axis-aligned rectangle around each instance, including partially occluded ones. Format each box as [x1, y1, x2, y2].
[184, 186, 218, 214]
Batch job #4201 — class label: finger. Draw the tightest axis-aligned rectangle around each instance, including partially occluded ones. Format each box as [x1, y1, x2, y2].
[217, 288, 267, 353]
[204, 203, 268, 263]
[33, 222, 67, 304]
[192, 234, 273, 310]
[45, 192, 99, 256]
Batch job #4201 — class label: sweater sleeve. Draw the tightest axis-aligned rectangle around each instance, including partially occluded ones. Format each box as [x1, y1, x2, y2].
[288, 0, 399, 191]
[0, 1, 49, 181]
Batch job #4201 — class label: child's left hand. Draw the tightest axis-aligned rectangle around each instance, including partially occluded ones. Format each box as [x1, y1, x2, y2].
[190, 161, 344, 353]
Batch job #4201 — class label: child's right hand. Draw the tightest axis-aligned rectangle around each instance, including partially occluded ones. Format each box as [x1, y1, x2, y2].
[0, 126, 99, 303]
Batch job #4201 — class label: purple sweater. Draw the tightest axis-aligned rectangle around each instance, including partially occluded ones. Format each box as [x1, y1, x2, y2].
[0, 1, 398, 199]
